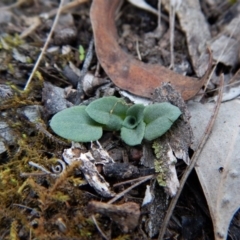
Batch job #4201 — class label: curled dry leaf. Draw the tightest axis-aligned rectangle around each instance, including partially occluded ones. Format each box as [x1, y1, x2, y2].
[90, 0, 212, 100]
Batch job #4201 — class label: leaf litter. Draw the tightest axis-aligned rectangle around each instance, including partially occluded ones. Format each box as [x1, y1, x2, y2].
[0, 0, 240, 239]
[190, 99, 240, 240]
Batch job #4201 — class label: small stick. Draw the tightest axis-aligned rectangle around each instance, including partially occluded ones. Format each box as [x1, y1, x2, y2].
[0, 0, 26, 10]
[169, 0, 182, 69]
[158, 0, 162, 32]
[91, 215, 109, 240]
[158, 74, 224, 240]
[20, 172, 50, 177]
[94, 62, 101, 77]
[136, 38, 142, 61]
[28, 161, 56, 177]
[113, 175, 155, 187]
[107, 174, 154, 204]
[46, 0, 89, 19]
[169, 4, 175, 69]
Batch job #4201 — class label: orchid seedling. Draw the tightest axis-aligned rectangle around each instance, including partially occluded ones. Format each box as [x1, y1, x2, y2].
[50, 96, 181, 146]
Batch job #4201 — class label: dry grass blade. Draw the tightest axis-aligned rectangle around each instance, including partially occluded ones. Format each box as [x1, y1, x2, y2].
[23, 0, 65, 91]
[23, 0, 88, 90]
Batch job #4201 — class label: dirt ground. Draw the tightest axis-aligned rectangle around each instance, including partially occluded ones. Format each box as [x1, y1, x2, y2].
[0, 0, 240, 239]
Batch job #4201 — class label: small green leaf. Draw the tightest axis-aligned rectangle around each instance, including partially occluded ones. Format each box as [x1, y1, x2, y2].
[122, 104, 144, 129]
[143, 102, 181, 141]
[121, 121, 146, 146]
[50, 106, 102, 142]
[79, 45, 85, 61]
[86, 96, 129, 130]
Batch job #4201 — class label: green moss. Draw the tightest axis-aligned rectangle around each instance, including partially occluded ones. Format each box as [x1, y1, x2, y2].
[51, 191, 70, 202]
[152, 140, 168, 187]
[152, 140, 163, 159]
[113, 235, 130, 240]
[154, 160, 167, 187]
[2, 34, 24, 49]
[8, 63, 15, 74]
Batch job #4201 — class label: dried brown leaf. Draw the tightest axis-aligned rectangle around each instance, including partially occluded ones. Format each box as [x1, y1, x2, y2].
[90, 0, 212, 100]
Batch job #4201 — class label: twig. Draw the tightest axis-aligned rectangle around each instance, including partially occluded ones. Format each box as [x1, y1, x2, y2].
[45, 0, 89, 19]
[107, 174, 154, 204]
[0, 0, 26, 10]
[20, 172, 50, 177]
[158, 74, 224, 240]
[113, 175, 155, 188]
[12, 203, 34, 211]
[94, 62, 101, 77]
[169, 4, 176, 69]
[91, 215, 109, 240]
[206, 79, 240, 94]
[158, 0, 162, 32]
[28, 161, 56, 176]
[136, 38, 142, 61]
[24, 0, 65, 91]
[169, 0, 182, 69]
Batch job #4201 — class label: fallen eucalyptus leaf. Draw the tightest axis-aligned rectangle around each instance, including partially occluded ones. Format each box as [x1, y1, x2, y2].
[90, 0, 212, 100]
[192, 100, 240, 240]
[187, 101, 212, 150]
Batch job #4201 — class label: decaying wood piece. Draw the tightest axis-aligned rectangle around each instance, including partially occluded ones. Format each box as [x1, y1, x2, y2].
[62, 143, 116, 198]
[90, 0, 212, 100]
[88, 200, 140, 233]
